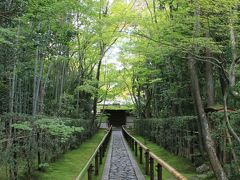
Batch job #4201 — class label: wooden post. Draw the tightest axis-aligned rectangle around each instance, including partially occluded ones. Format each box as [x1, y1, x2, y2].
[103, 142, 105, 157]
[88, 164, 93, 180]
[139, 146, 143, 164]
[95, 152, 99, 175]
[150, 157, 154, 180]
[132, 139, 134, 151]
[149, 157, 154, 180]
[100, 146, 103, 164]
[135, 141, 138, 156]
[145, 150, 149, 175]
[157, 163, 162, 180]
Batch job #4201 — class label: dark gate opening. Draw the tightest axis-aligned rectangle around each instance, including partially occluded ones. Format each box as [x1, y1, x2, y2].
[104, 110, 126, 127]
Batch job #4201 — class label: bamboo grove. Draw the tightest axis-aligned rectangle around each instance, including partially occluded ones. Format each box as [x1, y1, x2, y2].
[0, 0, 240, 180]
[0, 0, 130, 179]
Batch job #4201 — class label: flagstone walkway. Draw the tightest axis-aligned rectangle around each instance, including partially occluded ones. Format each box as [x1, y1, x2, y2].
[102, 129, 145, 180]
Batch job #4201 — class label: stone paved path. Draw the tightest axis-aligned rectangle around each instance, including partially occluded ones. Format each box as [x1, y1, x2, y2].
[102, 130, 145, 180]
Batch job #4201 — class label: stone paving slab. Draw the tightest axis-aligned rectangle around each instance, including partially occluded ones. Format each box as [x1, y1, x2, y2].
[102, 129, 145, 180]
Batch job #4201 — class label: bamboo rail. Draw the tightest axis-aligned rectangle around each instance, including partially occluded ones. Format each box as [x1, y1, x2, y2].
[76, 126, 112, 180]
[122, 126, 187, 180]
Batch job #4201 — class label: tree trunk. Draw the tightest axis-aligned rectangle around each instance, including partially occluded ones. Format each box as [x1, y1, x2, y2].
[92, 57, 103, 121]
[18, 79, 22, 113]
[92, 43, 105, 122]
[188, 55, 228, 180]
[229, 17, 240, 99]
[8, 63, 18, 180]
[144, 87, 152, 118]
[229, 23, 237, 87]
[223, 89, 240, 144]
[205, 31, 214, 106]
[35, 57, 44, 115]
[204, 31, 216, 161]
[8, 17, 21, 180]
[58, 60, 66, 112]
[32, 46, 39, 116]
[9, 63, 16, 114]
[39, 80, 45, 114]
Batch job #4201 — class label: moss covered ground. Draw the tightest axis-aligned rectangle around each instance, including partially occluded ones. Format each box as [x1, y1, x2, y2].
[30, 129, 107, 180]
[130, 132, 214, 180]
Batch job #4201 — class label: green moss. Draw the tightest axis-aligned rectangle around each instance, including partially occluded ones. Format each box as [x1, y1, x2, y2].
[0, 165, 7, 180]
[31, 130, 106, 180]
[93, 149, 108, 180]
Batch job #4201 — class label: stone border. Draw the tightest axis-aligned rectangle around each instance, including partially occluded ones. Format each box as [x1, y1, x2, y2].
[121, 131, 145, 180]
[101, 135, 113, 180]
